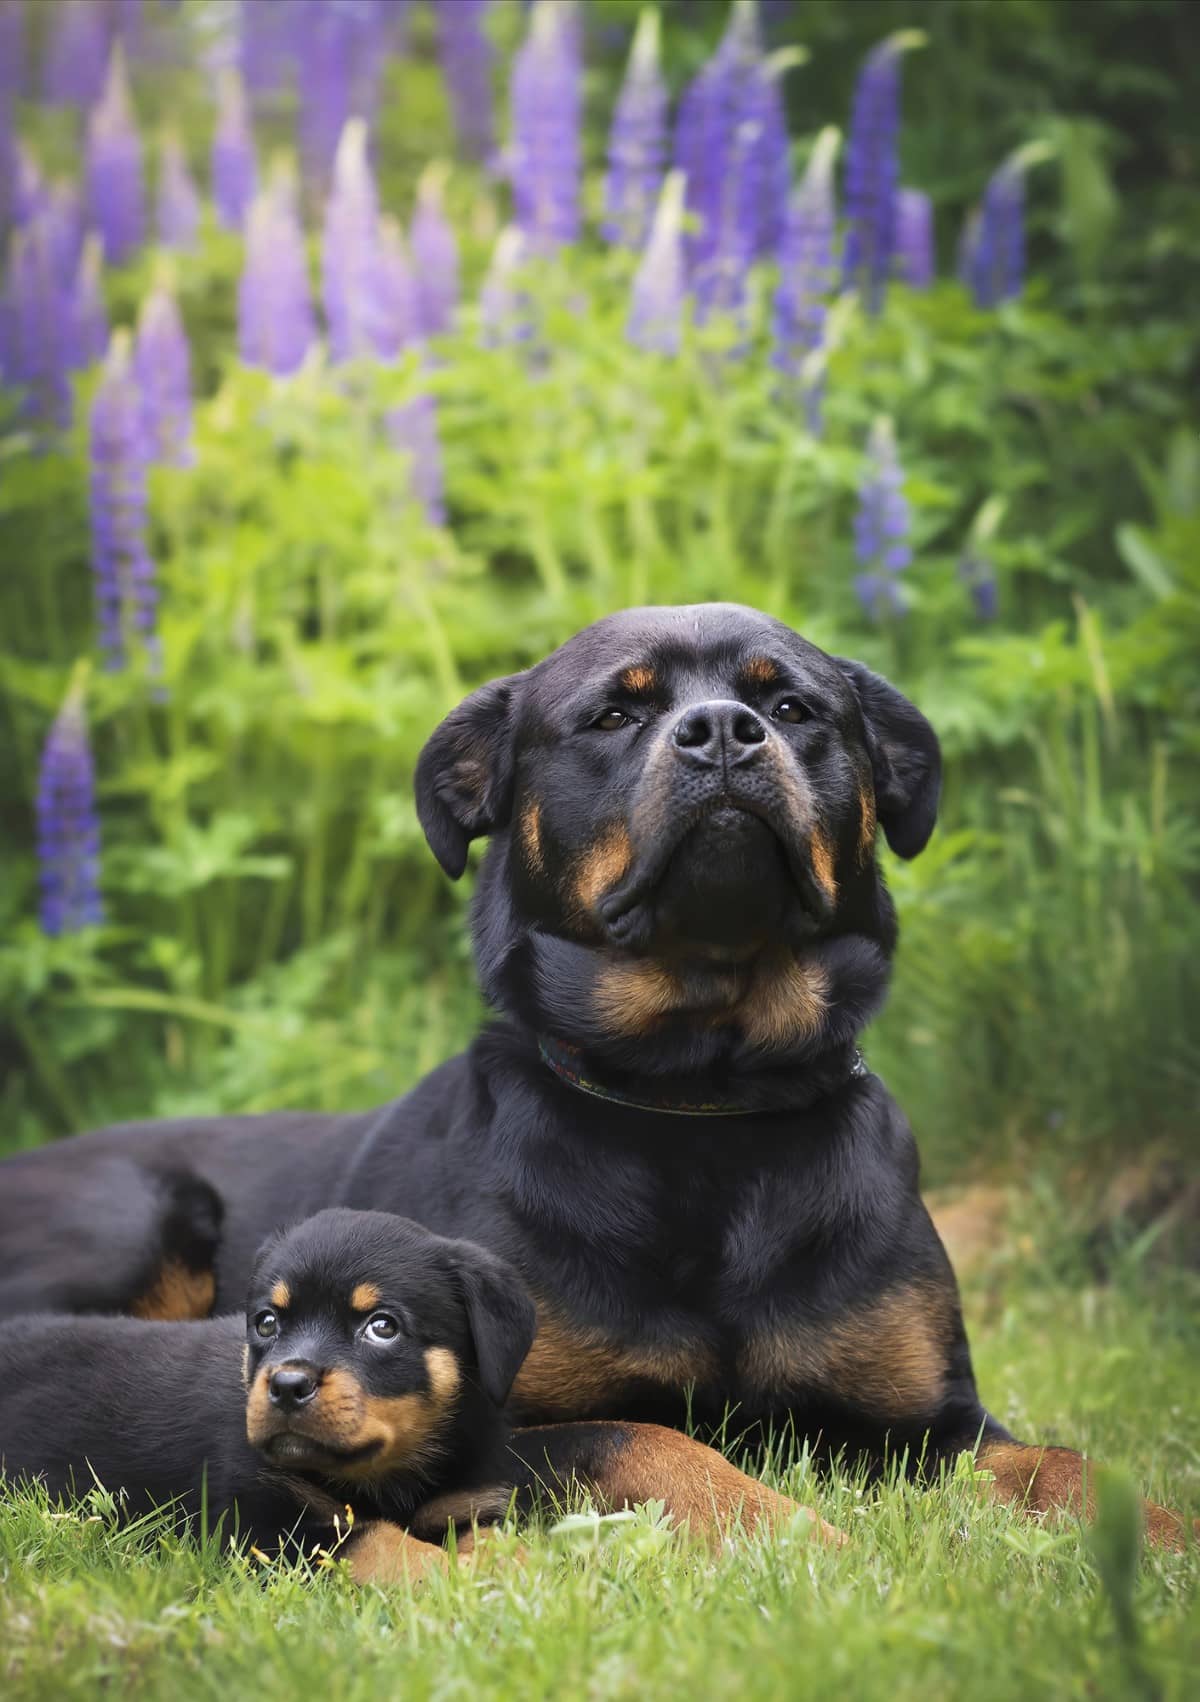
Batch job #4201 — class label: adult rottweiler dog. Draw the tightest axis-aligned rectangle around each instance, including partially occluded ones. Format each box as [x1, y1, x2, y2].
[0, 1209, 540, 1583]
[0, 605, 1188, 1548]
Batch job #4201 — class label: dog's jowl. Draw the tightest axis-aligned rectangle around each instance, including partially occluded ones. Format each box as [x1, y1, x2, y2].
[0, 605, 1189, 1548]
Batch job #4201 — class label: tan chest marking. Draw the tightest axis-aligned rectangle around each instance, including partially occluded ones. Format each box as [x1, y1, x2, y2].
[512, 1312, 717, 1418]
[590, 950, 829, 1051]
[739, 1285, 952, 1419]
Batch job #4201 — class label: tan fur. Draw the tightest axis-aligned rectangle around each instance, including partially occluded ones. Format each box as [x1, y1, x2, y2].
[512, 1312, 716, 1419]
[572, 823, 633, 915]
[350, 1283, 380, 1312]
[592, 959, 685, 1035]
[857, 786, 877, 865]
[519, 799, 545, 874]
[808, 830, 839, 906]
[344, 1521, 450, 1587]
[976, 1440, 1193, 1553]
[743, 656, 780, 685]
[270, 1281, 291, 1311]
[131, 1261, 214, 1322]
[737, 956, 830, 1052]
[740, 1285, 952, 1418]
[618, 665, 656, 694]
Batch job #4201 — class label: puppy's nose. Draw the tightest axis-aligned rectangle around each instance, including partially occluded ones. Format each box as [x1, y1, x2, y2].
[672, 700, 767, 769]
[268, 1365, 319, 1409]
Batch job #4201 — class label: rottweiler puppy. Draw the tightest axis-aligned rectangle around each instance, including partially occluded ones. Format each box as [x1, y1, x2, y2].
[0, 1209, 537, 1584]
[0, 605, 1189, 1548]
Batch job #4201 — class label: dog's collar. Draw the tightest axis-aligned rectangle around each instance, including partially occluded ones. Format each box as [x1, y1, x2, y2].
[536, 1033, 869, 1117]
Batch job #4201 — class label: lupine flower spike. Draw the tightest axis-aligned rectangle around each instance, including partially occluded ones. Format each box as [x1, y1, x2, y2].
[854, 416, 911, 620]
[388, 394, 446, 526]
[772, 127, 839, 433]
[90, 331, 159, 670]
[134, 279, 193, 467]
[43, 0, 109, 109]
[894, 187, 933, 288]
[961, 143, 1051, 308]
[479, 225, 529, 348]
[6, 218, 72, 427]
[212, 69, 258, 232]
[157, 133, 201, 250]
[238, 162, 316, 376]
[322, 118, 385, 364]
[842, 31, 924, 315]
[628, 170, 687, 356]
[36, 671, 104, 937]
[510, 0, 582, 253]
[410, 166, 461, 340]
[435, 0, 495, 163]
[86, 45, 145, 264]
[68, 237, 110, 372]
[604, 9, 668, 251]
[375, 217, 421, 359]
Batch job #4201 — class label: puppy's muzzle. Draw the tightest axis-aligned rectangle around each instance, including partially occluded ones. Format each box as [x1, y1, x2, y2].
[268, 1362, 319, 1411]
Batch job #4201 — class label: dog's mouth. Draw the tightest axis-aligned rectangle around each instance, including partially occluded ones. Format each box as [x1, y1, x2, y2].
[256, 1427, 384, 1472]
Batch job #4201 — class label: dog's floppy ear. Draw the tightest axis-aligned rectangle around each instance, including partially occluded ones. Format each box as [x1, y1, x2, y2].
[414, 674, 524, 879]
[442, 1238, 538, 1407]
[836, 659, 941, 859]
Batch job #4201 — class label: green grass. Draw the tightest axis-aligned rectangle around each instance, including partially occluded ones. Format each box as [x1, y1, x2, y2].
[3, 1240, 1197, 1702]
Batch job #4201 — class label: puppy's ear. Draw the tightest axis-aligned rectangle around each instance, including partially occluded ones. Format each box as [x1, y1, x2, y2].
[442, 1239, 538, 1407]
[836, 659, 941, 859]
[414, 674, 524, 879]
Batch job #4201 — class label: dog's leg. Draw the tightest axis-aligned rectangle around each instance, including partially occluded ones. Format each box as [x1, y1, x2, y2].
[973, 1435, 1193, 1553]
[343, 1521, 451, 1587]
[507, 1421, 844, 1547]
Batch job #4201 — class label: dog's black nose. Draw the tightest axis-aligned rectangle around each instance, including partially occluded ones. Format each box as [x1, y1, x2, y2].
[268, 1366, 319, 1408]
[672, 700, 767, 768]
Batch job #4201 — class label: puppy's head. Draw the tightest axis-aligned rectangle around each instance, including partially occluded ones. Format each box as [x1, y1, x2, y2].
[243, 1209, 535, 1486]
[415, 608, 938, 1050]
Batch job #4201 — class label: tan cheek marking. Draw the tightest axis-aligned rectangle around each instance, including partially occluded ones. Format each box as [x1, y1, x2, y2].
[511, 1311, 716, 1420]
[743, 656, 779, 685]
[857, 787, 877, 865]
[738, 957, 829, 1051]
[739, 1285, 951, 1417]
[244, 1366, 274, 1445]
[270, 1282, 291, 1311]
[808, 830, 839, 905]
[351, 1283, 381, 1312]
[240, 1344, 250, 1390]
[424, 1346, 461, 1405]
[592, 960, 685, 1035]
[519, 799, 545, 874]
[618, 665, 656, 693]
[131, 1261, 215, 1321]
[572, 823, 633, 914]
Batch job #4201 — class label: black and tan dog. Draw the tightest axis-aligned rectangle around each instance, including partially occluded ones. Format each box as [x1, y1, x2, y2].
[0, 1208, 541, 1583]
[0, 604, 1189, 1548]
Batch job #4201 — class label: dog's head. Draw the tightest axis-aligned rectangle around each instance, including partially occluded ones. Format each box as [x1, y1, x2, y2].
[416, 604, 939, 1072]
[243, 1209, 535, 1485]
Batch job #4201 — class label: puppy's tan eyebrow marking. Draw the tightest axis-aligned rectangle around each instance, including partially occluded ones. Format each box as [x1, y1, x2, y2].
[270, 1282, 290, 1310]
[351, 1282, 382, 1312]
[617, 664, 657, 694]
[742, 656, 780, 685]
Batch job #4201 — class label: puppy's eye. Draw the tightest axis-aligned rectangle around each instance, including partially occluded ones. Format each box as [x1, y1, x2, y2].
[254, 1310, 278, 1339]
[773, 697, 811, 725]
[363, 1313, 400, 1344]
[592, 708, 632, 732]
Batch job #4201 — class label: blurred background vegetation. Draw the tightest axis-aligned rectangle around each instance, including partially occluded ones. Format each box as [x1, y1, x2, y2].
[1, 0, 1198, 1189]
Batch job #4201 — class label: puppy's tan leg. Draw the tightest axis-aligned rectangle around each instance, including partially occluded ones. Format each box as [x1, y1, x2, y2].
[344, 1521, 450, 1586]
[977, 1439, 1194, 1553]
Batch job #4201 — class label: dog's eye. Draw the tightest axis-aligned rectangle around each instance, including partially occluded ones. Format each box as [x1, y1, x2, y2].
[254, 1310, 278, 1339]
[364, 1313, 400, 1343]
[773, 697, 810, 725]
[592, 708, 632, 732]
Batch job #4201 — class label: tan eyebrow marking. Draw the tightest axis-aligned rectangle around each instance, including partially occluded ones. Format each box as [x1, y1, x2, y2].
[618, 665, 656, 694]
[351, 1283, 381, 1312]
[743, 656, 780, 685]
[270, 1282, 291, 1310]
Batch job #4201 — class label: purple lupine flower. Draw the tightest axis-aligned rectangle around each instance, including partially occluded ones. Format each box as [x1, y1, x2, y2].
[962, 157, 1024, 308]
[435, 0, 494, 163]
[89, 331, 159, 670]
[114, 0, 148, 61]
[0, 91, 14, 231]
[604, 8, 668, 250]
[322, 118, 386, 363]
[13, 138, 44, 225]
[842, 31, 923, 315]
[67, 237, 109, 371]
[479, 225, 529, 348]
[156, 134, 201, 250]
[238, 167, 316, 375]
[36, 680, 104, 936]
[86, 47, 145, 264]
[410, 170, 460, 340]
[894, 186, 933, 288]
[375, 216, 421, 358]
[297, 1, 384, 196]
[42, 180, 86, 285]
[43, 0, 110, 109]
[853, 417, 911, 620]
[510, 0, 582, 253]
[0, 1, 25, 98]
[6, 217, 72, 426]
[134, 282, 192, 465]
[772, 127, 838, 433]
[388, 394, 445, 526]
[239, 0, 295, 96]
[958, 551, 998, 620]
[628, 169, 686, 356]
[212, 69, 258, 231]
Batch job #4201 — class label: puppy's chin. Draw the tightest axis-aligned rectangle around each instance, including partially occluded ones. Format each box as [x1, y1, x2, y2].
[258, 1431, 381, 1472]
[650, 809, 795, 956]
